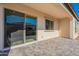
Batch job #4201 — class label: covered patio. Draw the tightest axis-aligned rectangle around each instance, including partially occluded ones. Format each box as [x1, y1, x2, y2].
[7, 37, 79, 56]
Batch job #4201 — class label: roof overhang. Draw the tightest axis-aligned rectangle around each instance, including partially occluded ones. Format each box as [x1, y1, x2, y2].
[64, 3, 79, 21]
[23, 3, 72, 20]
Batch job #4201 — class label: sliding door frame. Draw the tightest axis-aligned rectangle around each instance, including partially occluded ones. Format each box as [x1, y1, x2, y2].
[4, 8, 37, 48]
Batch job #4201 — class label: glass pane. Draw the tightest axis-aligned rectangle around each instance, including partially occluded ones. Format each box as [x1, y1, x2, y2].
[51, 21, 54, 30]
[75, 20, 79, 32]
[45, 20, 53, 30]
[4, 9, 25, 48]
[25, 16, 37, 42]
[45, 20, 50, 30]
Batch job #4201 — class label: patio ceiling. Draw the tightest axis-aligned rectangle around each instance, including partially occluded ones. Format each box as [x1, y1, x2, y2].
[24, 3, 72, 19]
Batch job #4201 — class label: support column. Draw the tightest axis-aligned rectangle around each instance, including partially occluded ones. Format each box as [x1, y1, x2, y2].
[0, 6, 4, 50]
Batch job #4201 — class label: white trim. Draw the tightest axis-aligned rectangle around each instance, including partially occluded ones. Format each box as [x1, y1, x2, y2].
[60, 4, 73, 17]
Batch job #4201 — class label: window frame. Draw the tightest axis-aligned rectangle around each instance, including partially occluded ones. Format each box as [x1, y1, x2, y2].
[45, 19, 54, 30]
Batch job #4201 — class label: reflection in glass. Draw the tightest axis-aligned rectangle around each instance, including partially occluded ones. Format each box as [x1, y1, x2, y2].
[25, 16, 37, 42]
[75, 20, 79, 32]
[4, 9, 25, 48]
[4, 9, 37, 48]
[45, 19, 54, 30]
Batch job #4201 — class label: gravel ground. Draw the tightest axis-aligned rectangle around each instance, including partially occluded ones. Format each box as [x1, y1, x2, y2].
[3, 38, 79, 56]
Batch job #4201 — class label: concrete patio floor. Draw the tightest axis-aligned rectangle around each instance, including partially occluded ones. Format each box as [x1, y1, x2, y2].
[4, 37, 79, 56]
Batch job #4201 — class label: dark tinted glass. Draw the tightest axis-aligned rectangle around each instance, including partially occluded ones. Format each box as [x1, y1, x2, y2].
[4, 9, 25, 48]
[25, 16, 37, 42]
[45, 19, 54, 30]
[51, 21, 54, 30]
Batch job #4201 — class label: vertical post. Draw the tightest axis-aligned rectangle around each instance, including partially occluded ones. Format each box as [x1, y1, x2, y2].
[0, 6, 4, 50]
[24, 15, 26, 43]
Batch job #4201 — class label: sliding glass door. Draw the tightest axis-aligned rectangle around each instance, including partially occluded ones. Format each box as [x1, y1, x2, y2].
[25, 16, 37, 42]
[4, 9, 37, 48]
[4, 9, 25, 48]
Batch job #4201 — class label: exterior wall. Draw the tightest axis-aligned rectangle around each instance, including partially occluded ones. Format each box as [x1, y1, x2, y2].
[37, 17, 59, 41]
[0, 4, 60, 50]
[60, 4, 75, 39]
[59, 18, 70, 38]
[60, 4, 79, 39]
[70, 17, 79, 39]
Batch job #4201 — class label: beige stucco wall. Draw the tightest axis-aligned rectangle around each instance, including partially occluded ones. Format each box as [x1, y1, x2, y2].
[37, 18, 60, 40]
[70, 17, 79, 39]
[59, 18, 71, 38]
[60, 4, 79, 39]
[0, 4, 60, 49]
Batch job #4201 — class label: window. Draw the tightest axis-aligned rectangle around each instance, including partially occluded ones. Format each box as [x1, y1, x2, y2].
[4, 9, 37, 48]
[75, 20, 79, 32]
[45, 19, 54, 30]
